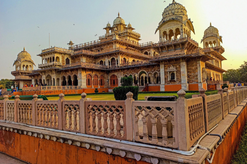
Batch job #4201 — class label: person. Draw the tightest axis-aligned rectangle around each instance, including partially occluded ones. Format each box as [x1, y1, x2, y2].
[210, 77, 212, 81]
[238, 82, 241, 86]
[31, 84, 33, 87]
[234, 82, 236, 87]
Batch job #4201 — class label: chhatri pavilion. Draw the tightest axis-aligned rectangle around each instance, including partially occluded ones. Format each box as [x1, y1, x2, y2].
[11, 0, 226, 94]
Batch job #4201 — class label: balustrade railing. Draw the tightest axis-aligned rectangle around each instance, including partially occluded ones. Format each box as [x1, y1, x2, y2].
[17, 101, 33, 125]
[36, 100, 60, 129]
[0, 87, 247, 151]
[63, 100, 80, 132]
[85, 101, 126, 140]
[133, 101, 178, 148]
[0, 100, 4, 120]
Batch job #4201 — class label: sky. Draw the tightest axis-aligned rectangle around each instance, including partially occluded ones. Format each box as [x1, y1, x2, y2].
[0, 0, 247, 79]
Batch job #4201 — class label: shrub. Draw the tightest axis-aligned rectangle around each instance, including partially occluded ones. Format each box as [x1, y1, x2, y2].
[113, 86, 139, 100]
[120, 76, 133, 86]
[113, 76, 138, 100]
[95, 88, 98, 93]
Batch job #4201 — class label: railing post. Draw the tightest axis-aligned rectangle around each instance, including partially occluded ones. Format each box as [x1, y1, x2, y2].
[14, 95, 20, 122]
[79, 93, 87, 134]
[199, 88, 208, 132]
[3, 95, 9, 121]
[32, 94, 38, 126]
[58, 93, 64, 130]
[218, 88, 225, 119]
[224, 88, 230, 114]
[125, 92, 134, 141]
[176, 89, 190, 151]
[232, 87, 237, 108]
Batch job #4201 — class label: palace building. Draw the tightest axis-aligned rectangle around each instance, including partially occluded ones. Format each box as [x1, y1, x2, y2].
[12, 0, 226, 94]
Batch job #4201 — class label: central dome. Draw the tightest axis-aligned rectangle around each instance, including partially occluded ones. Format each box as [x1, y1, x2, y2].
[113, 13, 125, 25]
[162, 0, 187, 18]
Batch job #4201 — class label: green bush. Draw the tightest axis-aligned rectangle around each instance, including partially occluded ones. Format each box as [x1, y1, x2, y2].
[95, 88, 98, 93]
[120, 76, 133, 86]
[113, 86, 139, 100]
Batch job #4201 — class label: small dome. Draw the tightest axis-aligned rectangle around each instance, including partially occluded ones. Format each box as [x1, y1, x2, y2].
[107, 22, 111, 27]
[13, 48, 35, 66]
[113, 13, 125, 25]
[128, 23, 132, 28]
[204, 23, 219, 36]
[162, 0, 187, 18]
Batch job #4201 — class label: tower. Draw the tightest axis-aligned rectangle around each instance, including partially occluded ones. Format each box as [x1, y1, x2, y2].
[201, 23, 223, 48]
[155, 0, 195, 42]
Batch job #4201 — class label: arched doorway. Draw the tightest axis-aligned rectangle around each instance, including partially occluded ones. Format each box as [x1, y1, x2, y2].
[139, 71, 147, 86]
[134, 74, 138, 85]
[73, 75, 78, 86]
[53, 78, 55, 86]
[68, 76, 72, 86]
[153, 72, 159, 84]
[100, 60, 103, 65]
[110, 75, 118, 87]
[56, 78, 60, 86]
[62, 76, 66, 86]
[46, 75, 52, 86]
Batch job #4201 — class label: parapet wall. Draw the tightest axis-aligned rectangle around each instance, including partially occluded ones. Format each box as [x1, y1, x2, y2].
[0, 86, 246, 163]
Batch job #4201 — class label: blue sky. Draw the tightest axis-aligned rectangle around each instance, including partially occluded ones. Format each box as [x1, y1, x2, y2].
[1, 0, 247, 79]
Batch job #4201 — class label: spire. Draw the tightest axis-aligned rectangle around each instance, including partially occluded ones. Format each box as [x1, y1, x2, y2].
[118, 12, 120, 17]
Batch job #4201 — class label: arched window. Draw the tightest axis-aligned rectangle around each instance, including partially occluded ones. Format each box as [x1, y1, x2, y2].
[73, 75, 78, 86]
[122, 58, 126, 64]
[86, 74, 92, 87]
[144, 52, 148, 55]
[111, 58, 116, 66]
[99, 75, 104, 86]
[93, 75, 98, 86]
[110, 75, 118, 87]
[56, 57, 60, 62]
[66, 58, 70, 65]
[171, 72, 175, 81]
[100, 60, 103, 65]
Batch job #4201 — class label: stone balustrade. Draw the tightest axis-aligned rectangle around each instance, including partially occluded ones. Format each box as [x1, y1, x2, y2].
[0, 87, 247, 151]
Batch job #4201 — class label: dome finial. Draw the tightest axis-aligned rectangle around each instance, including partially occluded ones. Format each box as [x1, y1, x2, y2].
[118, 12, 120, 17]
[23, 47, 25, 51]
[173, 0, 175, 3]
[210, 22, 212, 26]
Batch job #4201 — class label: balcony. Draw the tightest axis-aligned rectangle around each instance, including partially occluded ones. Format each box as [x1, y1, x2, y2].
[38, 62, 62, 68]
[38, 47, 73, 56]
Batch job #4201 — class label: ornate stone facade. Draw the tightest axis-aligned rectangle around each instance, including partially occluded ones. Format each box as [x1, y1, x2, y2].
[12, 0, 226, 92]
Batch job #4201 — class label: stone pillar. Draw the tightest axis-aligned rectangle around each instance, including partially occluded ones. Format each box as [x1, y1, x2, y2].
[105, 58, 108, 66]
[32, 78, 35, 86]
[197, 61, 203, 89]
[181, 61, 188, 90]
[78, 69, 82, 87]
[81, 71, 87, 88]
[160, 62, 165, 91]
[66, 77, 68, 86]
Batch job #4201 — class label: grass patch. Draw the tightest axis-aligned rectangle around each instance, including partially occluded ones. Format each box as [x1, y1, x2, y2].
[232, 121, 247, 164]
[47, 91, 217, 101]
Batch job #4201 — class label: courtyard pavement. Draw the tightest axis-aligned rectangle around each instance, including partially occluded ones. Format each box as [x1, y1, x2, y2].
[0, 153, 27, 164]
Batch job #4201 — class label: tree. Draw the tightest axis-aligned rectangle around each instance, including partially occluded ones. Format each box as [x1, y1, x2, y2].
[239, 61, 247, 82]
[0, 79, 14, 89]
[223, 69, 240, 83]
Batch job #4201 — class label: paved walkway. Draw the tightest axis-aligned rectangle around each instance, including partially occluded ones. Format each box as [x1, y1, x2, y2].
[0, 153, 27, 164]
